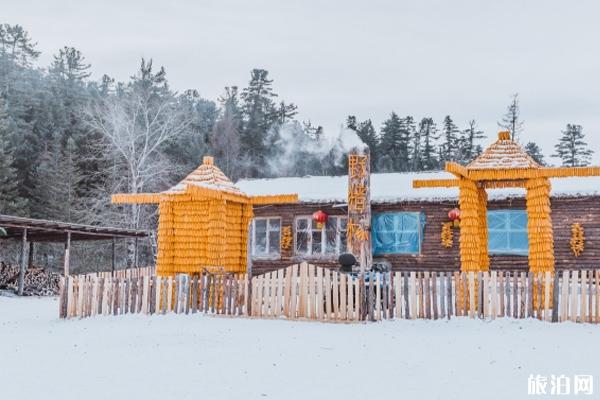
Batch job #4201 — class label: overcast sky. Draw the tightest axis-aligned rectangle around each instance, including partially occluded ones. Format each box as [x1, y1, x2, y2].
[4, 0, 600, 162]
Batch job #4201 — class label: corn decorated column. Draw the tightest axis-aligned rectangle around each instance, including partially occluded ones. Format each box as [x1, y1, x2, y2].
[525, 177, 555, 273]
[458, 178, 482, 272]
[477, 187, 490, 271]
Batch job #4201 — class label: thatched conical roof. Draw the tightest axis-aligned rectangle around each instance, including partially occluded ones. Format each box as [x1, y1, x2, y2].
[467, 131, 540, 170]
[164, 156, 242, 195]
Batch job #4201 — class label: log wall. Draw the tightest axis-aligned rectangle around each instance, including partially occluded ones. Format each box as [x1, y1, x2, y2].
[251, 196, 600, 275]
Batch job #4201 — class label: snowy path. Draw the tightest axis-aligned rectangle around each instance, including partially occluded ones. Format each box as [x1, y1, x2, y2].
[0, 296, 598, 400]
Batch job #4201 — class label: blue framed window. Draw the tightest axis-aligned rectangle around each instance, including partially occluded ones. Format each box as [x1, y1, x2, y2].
[488, 210, 529, 255]
[372, 212, 425, 255]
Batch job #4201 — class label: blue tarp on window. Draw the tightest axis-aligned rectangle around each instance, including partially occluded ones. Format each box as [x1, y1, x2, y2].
[372, 212, 425, 255]
[488, 210, 528, 255]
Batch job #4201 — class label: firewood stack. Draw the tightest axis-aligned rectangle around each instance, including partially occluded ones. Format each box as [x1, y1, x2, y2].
[0, 263, 61, 296]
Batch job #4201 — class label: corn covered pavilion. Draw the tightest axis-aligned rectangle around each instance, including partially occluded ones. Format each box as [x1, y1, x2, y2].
[112, 156, 297, 276]
[413, 131, 600, 273]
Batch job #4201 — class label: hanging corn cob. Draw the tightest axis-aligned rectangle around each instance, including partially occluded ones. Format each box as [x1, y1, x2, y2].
[570, 223, 585, 257]
[441, 222, 453, 248]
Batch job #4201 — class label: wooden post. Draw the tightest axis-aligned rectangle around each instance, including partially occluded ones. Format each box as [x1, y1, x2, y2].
[17, 229, 28, 296]
[133, 237, 139, 268]
[111, 237, 116, 275]
[246, 223, 253, 316]
[63, 231, 71, 277]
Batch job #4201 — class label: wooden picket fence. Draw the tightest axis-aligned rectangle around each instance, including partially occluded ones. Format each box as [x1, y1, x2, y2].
[73, 266, 154, 280]
[59, 270, 248, 319]
[59, 263, 600, 324]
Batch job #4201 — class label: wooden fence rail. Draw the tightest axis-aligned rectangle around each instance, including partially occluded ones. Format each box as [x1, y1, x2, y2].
[59, 264, 600, 324]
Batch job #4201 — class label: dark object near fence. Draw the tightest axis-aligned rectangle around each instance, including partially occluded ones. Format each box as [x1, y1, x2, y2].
[338, 253, 357, 272]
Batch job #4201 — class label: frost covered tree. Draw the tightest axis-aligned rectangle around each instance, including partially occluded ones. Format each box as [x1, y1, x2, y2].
[84, 59, 192, 229]
[211, 87, 242, 179]
[524, 142, 545, 166]
[553, 124, 593, 167]
[498, 93, 524, 142]
[0, 99, 27, 215]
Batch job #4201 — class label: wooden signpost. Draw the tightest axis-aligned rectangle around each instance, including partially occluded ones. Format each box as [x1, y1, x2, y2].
[347, 148, 372, 273]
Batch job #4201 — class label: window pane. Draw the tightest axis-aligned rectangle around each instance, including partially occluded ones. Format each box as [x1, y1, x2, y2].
[509, 212, 527, 230]
[339, 217, 347, 253]
[399, 213, 418, 231]
[325, 218, 337, 254]
[255, 220, 267, 254]
[487, 212, 507, 230]
[269, 219, 280, 231]
[296, 231, 308, 254]
[488, 210, 528, 255]
[297, 218, 308, 230]
[312, 231, 322, 254]
[488, 232, 509, 252]
[268, 231, 280, 254]
[509, 232, 529, 252]
[372, 212, 424, 255]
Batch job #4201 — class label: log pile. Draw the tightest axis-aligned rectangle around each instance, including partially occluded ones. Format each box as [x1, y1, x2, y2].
[0, 263, 61, 296]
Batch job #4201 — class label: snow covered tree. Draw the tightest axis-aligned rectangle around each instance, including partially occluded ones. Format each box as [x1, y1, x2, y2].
[524, 142, 545, 166]
[553, 124, 593, 167]
[498, 93, 524, 142]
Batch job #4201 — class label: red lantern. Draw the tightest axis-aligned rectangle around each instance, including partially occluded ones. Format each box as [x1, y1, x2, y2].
[448, 208, 460, 227]
[312, 210, 328, 229]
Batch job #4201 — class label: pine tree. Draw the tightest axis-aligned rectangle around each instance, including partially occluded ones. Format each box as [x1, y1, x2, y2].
[498, 93, 524, 142]
[240, 69, 278, 177]
[553, 124, 593, 167]
[418, 117, 439, 171]
[354, 119, 379, 170]
[378, 112, 404, 172]
[458, 120, 485, 164]
[31, 137, 83, 221]
[524, 142, 545, 166]
[440, 115, 459, 163]
[0, 99, 27, 215]
[399, 116, 416, 172]
[275, 101, 298, 124]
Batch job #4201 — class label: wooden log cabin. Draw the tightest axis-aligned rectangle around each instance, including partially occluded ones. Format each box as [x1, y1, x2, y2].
[237, 170, 600, 276]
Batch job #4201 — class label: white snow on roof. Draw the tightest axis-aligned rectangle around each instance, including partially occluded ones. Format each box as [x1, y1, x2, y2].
[236, 171, 600, 203]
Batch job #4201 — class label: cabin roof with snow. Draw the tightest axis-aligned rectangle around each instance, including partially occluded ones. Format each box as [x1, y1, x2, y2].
[112, 156, 297, 205]
[236, 171, 600, 204]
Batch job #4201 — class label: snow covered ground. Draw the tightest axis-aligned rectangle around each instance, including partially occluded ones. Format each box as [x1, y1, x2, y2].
[1, 296, 599, 400]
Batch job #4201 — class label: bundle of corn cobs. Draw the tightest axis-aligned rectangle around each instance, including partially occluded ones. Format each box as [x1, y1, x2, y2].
[0, 263, 61, 296]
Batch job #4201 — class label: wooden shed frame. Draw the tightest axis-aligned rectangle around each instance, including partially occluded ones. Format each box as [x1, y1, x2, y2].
[413, 131, 600, 273]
